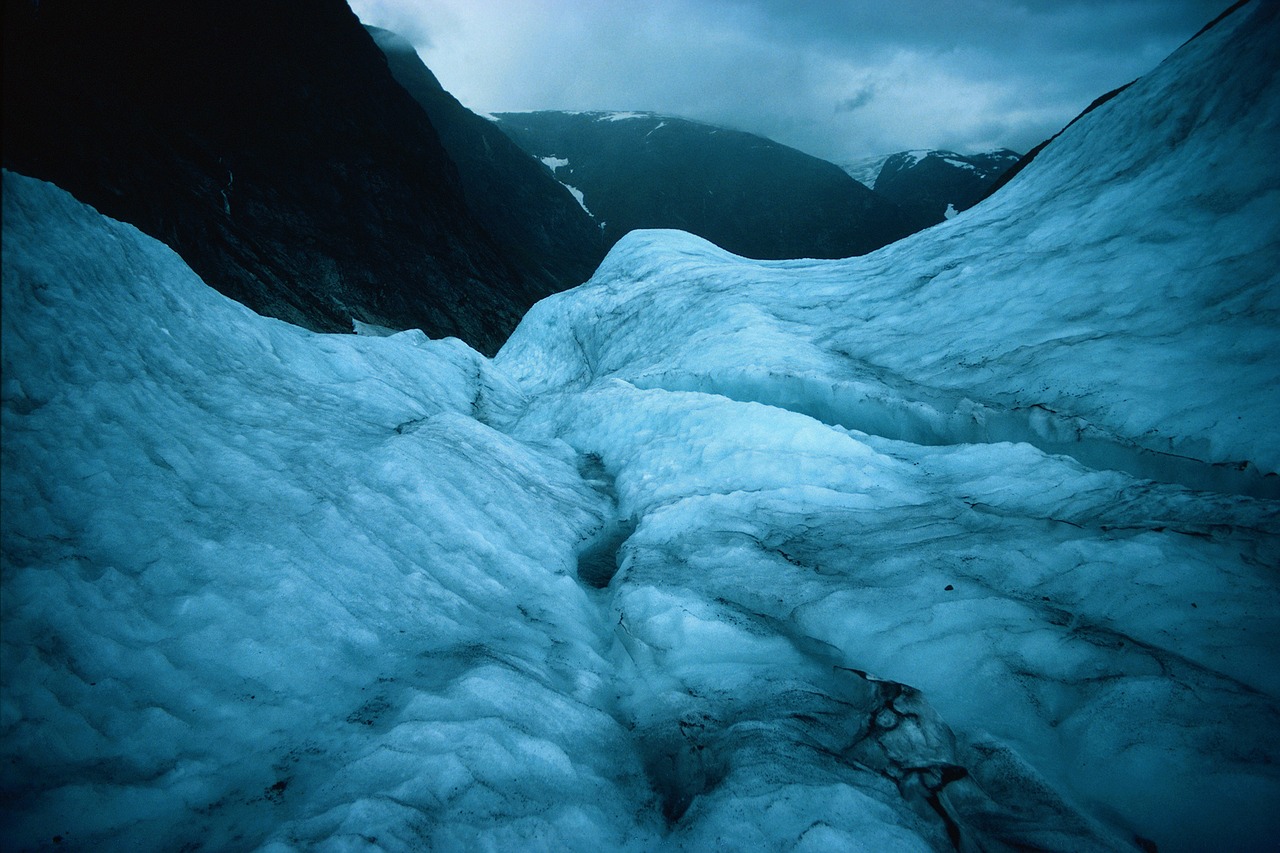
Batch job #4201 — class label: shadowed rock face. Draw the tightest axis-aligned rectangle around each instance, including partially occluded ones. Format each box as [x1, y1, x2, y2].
[493, 110, 916, 260]
[367, 26, 606, 299]
[871, 149, 1022, 231]
[2, 0, 547, 354]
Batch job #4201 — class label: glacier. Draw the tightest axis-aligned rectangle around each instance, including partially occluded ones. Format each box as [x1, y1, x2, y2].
[2, 3, 1278, 852]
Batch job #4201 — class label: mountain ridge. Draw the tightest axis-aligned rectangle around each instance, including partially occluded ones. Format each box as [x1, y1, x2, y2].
[366, 25, 607, 298]
[1, 0, 556, 355]
[842, 148, 1022, 230]
[493, 109, 917, 260]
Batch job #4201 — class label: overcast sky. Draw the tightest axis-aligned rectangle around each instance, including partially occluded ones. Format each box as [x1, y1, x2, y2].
[348, 0, 1228, 165]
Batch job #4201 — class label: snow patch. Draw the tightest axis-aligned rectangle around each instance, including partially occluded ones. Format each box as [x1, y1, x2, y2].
[839, 153, 892, 187]
[561, 183, 593, 217]
[941, 157, 978, 171]
[899, 149, 932, 168]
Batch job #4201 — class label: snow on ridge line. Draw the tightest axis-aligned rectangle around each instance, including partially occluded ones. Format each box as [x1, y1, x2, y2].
[599, 111, 651, 121]
[843, 148, 1022, 186]
[897, 149, 932, 168]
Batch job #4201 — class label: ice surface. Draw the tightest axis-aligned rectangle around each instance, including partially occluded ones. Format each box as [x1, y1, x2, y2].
[351, 318, 402, 337]
[501, 4, 1280, 488]
[0, 172, 657, 851]
[494, 3, 1279, 849]
[4, 3, 1279, 852]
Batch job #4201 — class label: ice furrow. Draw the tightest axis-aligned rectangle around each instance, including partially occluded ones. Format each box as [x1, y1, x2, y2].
[626, 369, 1279, 499]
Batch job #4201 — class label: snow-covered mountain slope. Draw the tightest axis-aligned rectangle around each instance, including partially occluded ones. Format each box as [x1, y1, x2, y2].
[492, 110, 914, 260]
[839, 153, 893, 188]
[3, 3, 1278, 853]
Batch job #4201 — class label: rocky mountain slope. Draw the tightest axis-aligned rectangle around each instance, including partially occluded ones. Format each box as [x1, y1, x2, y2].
[494, 110, 916, 259]
[2, 0, 550, 354]
[367, 25, 605, 297]
[847, 149, 1022, 230]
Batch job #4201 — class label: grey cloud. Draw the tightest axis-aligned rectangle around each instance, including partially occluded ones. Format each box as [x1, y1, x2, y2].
[348, 0, 1233, 164]
[835, 85, 878, 114]
[350, 0, 437, 49]
[715, 0, 1225, 53]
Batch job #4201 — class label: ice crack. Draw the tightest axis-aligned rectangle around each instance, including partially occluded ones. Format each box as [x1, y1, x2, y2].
[627, 371, 1278, 499]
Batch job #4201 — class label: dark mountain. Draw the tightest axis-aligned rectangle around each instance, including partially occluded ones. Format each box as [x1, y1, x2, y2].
[2, 0, 552, 355]
[366, 26, 605, 297]
[493, 111, 915, 260]
[868, 149, 1022, 230]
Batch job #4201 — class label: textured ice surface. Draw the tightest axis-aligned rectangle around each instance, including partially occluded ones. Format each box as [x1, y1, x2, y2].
[502, 4, 1280, 491]
[496, 4, 1278, 849]
[4, 3, 1280, 852]
[1, 172, 657, 851]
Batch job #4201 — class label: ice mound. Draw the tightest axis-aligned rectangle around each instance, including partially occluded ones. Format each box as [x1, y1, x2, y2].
[1, 171, 658, 850]
[500, 3, 1280, 494]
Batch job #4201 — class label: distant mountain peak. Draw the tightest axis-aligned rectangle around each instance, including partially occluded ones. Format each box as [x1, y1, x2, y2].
[842, 147, 1023, 229]
[493, 109, 914, 259]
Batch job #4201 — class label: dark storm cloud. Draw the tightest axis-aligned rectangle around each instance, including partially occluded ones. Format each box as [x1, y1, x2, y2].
[348, 0, 1231, 165]
[722, 0, 1220, 50]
